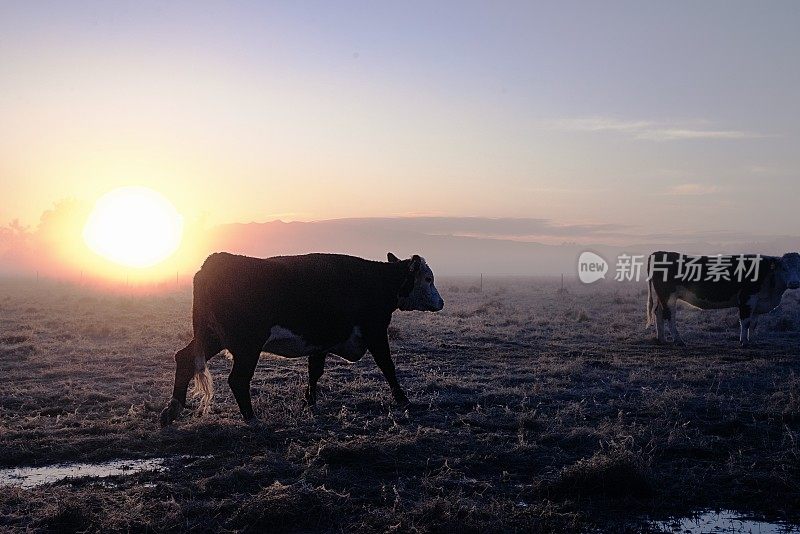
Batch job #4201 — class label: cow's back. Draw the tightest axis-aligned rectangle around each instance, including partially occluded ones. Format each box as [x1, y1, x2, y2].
[192, 253, 398, 348]
[649, 251, 777, 309]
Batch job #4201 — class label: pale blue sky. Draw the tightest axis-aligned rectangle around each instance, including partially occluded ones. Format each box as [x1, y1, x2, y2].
[1, 1, 798, 239]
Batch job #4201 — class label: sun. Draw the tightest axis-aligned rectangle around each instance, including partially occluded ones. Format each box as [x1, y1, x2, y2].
[83, 186, 184, 268]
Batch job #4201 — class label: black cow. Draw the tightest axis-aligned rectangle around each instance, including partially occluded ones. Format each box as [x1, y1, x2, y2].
[646, 251, 800, 346]
[160, 252, 444, 426]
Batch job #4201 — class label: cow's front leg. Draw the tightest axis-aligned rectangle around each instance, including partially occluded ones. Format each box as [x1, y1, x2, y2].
[739, 318, 750, 346]
[654, 304, 667, 344]
[739, 306, 752, 347]
[748, 314, 759, 343]
[228, 346, 260, 422]
[306, 353, 326, 405]
[369, 336, 409, 406]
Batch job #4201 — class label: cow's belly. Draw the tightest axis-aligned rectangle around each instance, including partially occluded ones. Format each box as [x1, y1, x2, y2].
[753, 294, 782, 314]
[262, 326, 320, 358]
[261, 325, 368, 361]
[328, 326, 368, 362]
[676, 287, 737, 310]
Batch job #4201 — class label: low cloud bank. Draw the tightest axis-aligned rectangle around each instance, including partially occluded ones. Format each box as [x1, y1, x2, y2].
[2, 204, 799, 281]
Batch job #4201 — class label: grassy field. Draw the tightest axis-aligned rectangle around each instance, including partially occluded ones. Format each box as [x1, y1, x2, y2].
[1, 277, 800, 532]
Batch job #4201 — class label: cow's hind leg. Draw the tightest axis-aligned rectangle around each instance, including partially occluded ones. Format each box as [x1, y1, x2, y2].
[159, 340, 195, 427]
[667, 296, 685, 346]
[160, 332, 223, 427]
[305, 352, 326, 406]
[227, 345, 261, 422]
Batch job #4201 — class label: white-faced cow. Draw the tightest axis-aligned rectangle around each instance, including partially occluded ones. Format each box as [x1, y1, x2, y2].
[159, 252, 444, 426]
[646, 251, 800, 346]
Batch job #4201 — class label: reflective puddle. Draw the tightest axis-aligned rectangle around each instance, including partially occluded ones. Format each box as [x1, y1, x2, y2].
[656, 510, 800, 533]
[0, 457, 171, 489]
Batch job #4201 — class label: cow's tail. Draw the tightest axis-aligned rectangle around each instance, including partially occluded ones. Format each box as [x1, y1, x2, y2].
[645, 280, 656, 328]
[191, 350, 214, 415]
[189, 275, 214, 416]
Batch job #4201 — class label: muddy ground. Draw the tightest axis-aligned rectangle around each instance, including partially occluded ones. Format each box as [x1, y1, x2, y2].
[1, 277, 799, 532]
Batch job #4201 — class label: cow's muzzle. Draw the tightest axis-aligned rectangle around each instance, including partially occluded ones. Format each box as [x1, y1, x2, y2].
[789, 281, 800, 290]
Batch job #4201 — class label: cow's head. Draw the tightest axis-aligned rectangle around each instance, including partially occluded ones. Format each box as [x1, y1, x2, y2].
[779, 252, 800, 289]
[388, 253, 445, 312]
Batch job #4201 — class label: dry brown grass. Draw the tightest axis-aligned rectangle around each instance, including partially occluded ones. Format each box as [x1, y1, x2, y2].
[1, 278, 800, 532]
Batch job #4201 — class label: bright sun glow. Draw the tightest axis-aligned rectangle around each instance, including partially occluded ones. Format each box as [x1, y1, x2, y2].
[83, 187, 183, 268]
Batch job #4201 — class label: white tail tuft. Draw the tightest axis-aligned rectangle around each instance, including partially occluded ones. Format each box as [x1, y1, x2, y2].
[191, 352, 213, 415]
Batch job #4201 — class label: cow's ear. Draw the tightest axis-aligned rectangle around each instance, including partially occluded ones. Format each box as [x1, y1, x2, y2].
[387, 252, 400, 263]
[410, 255, 421, 272]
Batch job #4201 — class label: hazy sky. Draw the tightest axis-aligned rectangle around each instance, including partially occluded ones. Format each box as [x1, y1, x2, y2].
[2, 1, 798, 239]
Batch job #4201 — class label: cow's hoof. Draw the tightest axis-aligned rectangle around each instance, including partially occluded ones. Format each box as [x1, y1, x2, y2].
[399, 401, 423, 414]
[302, 399, 319, 414]
[158, 411, 172, 428]
[304, 388, 317, 407]
[159, 399, 183, 427]
[244, 416, 263, 428]
[392, 394, 411, 407]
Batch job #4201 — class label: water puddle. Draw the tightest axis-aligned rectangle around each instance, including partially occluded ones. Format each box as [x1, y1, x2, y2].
[0, 457, 171, 489]
[655, 510, 800, 533]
